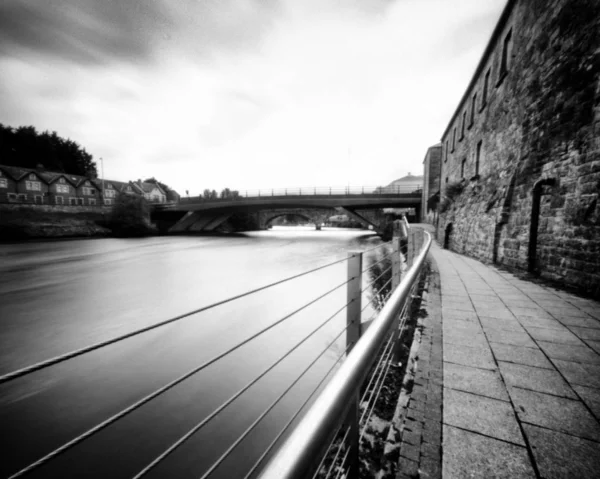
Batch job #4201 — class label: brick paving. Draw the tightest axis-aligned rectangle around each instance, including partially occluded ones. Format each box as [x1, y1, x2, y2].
[397, 238, 600, 478]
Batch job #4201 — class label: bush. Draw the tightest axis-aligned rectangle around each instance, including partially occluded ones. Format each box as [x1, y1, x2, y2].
[109, 193, 155, 237]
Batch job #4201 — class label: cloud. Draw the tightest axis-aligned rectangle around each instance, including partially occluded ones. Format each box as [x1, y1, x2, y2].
[0, 0, 507, 194]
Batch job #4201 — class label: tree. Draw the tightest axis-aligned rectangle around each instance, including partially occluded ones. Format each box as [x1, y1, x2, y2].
[143, 177, 172, 193]
[109, 192, 154, 237]
[0, 123, 98, 177]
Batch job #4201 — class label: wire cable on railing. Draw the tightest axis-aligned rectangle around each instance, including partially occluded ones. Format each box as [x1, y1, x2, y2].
[197, 324, 352, 479]
[359, 240, 392, 255]
[323, 427, 351, 479]
[243, 344, 351, 479]
[360, 250, 392, 273]
[359, 336, 396, 440]
[0, 255, 355, 386]
[361, 265, 393, 293]
[8, 279, 354, 479]
[333, 445, 353, 479]
[132, 300, 353, 479]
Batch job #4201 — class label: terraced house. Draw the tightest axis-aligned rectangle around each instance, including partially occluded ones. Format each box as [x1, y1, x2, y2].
[434, 0, 600, 295]
[0, 165, 175, 206]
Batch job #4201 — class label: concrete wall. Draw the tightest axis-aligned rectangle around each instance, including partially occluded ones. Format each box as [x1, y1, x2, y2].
[437, 0, 600, 296]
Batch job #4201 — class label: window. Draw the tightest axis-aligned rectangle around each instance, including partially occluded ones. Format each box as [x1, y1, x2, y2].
[107, 183, 113, 189]
[89, 198, 96, 205]
[104, 198, 113, 205]
[481, 69, 490, 110]
[461, 158, 467, 178]
[18, 194, 27, 201]
[82, 187, 95, 195]
[85, 181, 91, 186]
[475, 140, 483, 176]
[78, 198, 84, 205]
[25, 180, 42, 191]
[127, 186, 132, 192]
[499, 29, 513, 82]
[452, 127, 457, 152]
[104, 189, 116, 198]
[445, 177, 449, 184]
[69, 198, 77, 205]
[444, 140, 449, 162]
[0, 178, 7, 188]
[55, 196, 64, 205]
[460, 111, 467, 140]
[8, 193, 17, 201]
[34, 195, 43, 204]
[57, 184, 69, 193]
[470, 93, 477, 127]
[29, 173, 36, 180]
[59, 177, 65, 183]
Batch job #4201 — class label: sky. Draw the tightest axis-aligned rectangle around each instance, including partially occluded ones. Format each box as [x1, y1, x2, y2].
[0, 0, 506, 195]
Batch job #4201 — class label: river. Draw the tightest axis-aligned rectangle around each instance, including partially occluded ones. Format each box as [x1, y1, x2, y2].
[0, 227, 387, 478]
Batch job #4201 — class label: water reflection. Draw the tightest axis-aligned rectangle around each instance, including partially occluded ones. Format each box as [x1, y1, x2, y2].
[0, 227, 383, 478]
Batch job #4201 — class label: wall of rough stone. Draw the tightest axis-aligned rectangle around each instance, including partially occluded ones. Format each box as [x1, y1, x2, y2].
[437, 0, 600, 296]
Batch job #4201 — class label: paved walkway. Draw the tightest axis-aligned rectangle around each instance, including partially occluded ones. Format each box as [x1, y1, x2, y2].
[397, 239, 600, 478]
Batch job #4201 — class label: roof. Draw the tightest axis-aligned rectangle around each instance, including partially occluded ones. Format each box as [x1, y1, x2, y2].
[386, 174, 424, 187]
[0, 165, 34, 181]
[134, 180, 166, 195]
[441, 0, 517, 140]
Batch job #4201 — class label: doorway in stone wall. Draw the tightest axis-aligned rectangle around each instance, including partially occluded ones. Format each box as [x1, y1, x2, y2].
[444, 223, 453, 249]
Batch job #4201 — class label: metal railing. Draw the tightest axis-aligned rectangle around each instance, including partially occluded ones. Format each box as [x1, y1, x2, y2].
[179, 185, 423, 204]
[257, 230, 431, 479]
[2, 230, 430, 479]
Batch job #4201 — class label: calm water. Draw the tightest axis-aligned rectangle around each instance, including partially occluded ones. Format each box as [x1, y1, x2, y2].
[0, 227, 385, 478]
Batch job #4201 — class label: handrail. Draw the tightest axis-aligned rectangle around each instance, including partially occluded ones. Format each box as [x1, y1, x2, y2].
[257, 232, 432, 479]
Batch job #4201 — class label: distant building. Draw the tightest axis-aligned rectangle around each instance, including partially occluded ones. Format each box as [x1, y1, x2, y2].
[421, 144, 441, 224]
[436, 0, 599, 295]
[132, 180, 167, 204]
[382, 173, 423, 194]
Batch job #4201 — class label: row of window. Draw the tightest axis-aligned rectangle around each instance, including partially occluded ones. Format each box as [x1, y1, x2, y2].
[444, 140, 484, 185]
[5, 193, 101, 205]
[445, 28, 513, 160]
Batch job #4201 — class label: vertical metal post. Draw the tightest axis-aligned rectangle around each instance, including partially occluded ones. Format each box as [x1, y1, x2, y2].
[392, 237, 402, 290]
[345, 251, 362, 479]
[407, 230, 415, 268]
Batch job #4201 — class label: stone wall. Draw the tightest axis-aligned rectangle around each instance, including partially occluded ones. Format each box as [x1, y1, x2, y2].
[437, 0, 600, 296]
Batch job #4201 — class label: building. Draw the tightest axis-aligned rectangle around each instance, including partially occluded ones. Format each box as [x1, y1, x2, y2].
[421, 144, 442, 224]
[436, 0, 599, 295]
[0, 164, 177, 207]
[132, 180, 167, 204]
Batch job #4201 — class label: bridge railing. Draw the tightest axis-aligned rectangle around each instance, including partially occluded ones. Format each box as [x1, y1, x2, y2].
[2, 230, 430, 479]
[179, 185, 423, 204]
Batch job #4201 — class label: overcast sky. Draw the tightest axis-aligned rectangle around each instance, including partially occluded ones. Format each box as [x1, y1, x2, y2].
[0, 0, 506, 194]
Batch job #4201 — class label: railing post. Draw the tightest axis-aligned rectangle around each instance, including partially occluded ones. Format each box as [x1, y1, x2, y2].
[345, 251, 362, 479]
[392, 237, 402, 289]
[407, 230, 415, 268]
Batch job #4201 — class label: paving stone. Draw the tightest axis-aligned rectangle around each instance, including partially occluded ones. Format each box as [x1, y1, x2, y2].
[523, 423, 600, 479]
[489, 342, 553, 369]
[442, 309, 479, 322]
[558, 316, 600, 329]
[587, 340, 600, 355]
[537, 341, 600, 365]
[572, 384, 600, 419]
[486, 330, 537, 348]
[444, 362, 509, 401]
[442, 425, 535, 479]
[517, 316, 565, 330]
[549, 308, 592, 319]
[509, 387, 600, 441]
[444, 331, 489, 348]
[479, 316, 524, 332]
[443, 343, 496, 370]
[442, 301, 474, 312]
[497, 361, 576, 398]
[443, 388, 524, 444]
[509, 307, 552, 318]
[397, 456, 419, 477]
[443, 320, 483, 335]
[526, 326, 585, 345]
[552, 359, 600, 388]
[568, 326, 600, 340]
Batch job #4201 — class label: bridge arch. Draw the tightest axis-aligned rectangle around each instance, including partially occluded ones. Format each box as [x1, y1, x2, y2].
[258, 209, 334, 231]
